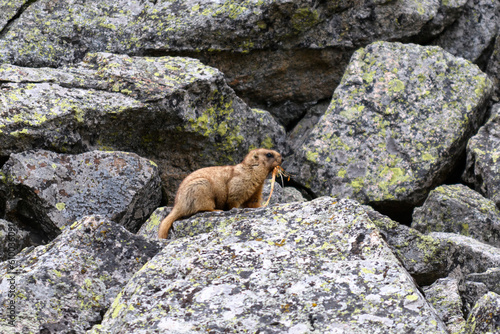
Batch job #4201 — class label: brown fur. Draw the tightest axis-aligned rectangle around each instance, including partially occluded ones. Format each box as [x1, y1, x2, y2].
[158, 148, 282, 239]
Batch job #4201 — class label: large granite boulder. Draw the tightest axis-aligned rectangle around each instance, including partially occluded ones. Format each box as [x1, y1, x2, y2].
[412, 184, 500, 247]
[0, 216, 162, 334]
[90, 198, 448, 333]
[0, 0, 484, 120]
[0, 52, 285, 201]
[0, 150, 161, 241]
[286, 41, 493, 209]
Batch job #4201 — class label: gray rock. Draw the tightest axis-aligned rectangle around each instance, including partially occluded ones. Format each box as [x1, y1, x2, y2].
[423, 278, 466, 334]
[467, 267, 500, 297]
[0, 216, 162, 334]
[136, 206, 171, 240]
[0, 53, 285, 201]
[433, 0, 499, 63]
[0, 150, 161, 240]
[0, 0, 473, 109]
[90, 197, 448, 333]
[486, 36, 500, 101]
[463, 292, 500, 334]
[286, 41, 493, 207]
[465, 268, 500, 314]
[412, 184, 500, 247]
[0, 219, 30, 261]
[463, 103, 500, 207]
[287, 100, 330, 154]
[283, 187, 307, 203]
[364, 206, 452, 285]
[429, 232, 500, 279]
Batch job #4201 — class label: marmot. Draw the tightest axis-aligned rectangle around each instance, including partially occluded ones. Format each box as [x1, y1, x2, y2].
[158, 148, 283, 239]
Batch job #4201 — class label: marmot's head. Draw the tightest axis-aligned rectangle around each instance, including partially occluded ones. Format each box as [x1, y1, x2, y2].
[244, 148, 282, 171]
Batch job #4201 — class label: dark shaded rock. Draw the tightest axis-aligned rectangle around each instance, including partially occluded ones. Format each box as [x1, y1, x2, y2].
[412, 184, 500, 247]
[487, 36, 500, 101]
[91, 198, 447, 333]
[463, 103, 500, 208]
[0, 219, 30, 261]
[0, 216, 162, 334]
[0, 150, 161, 240]
[0, 53, 285, 201]
[286, 41, 493, 208]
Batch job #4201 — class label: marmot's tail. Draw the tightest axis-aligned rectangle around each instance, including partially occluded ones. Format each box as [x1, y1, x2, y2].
[158, 207, 182, 239]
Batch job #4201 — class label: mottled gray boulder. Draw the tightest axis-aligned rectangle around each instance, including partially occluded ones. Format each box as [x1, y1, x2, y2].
[286, 41, 493, 207]
[364, 206, 452, 285]
[0, 0, 475, 111]
[0, 52, 285, 200]
[0, 219, 30, 261]
[90, 198, 448, 333]
[423, 278, 466, 334]
[0, 150, 161, 240]
[412, 184, 500, 247]
[0, 216, 161, 334]
[429, 232, 500, 279]
[463, 103, 500, 208]
[433, 0, 499, 63]
[463, 292, 500, 334]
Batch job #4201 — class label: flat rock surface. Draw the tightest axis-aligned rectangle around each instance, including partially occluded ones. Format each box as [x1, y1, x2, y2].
[286, 41, 493, 206]
[91, 197, 447, 333]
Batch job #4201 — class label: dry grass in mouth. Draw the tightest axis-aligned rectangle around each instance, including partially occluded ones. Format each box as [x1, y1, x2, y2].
[263, 166, 291, 207]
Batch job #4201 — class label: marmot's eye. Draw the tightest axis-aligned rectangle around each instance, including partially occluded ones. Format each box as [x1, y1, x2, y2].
[266, 153, 274, 158]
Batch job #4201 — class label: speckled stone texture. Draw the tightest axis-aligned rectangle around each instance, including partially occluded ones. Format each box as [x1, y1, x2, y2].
[432, 0, 499, 63]
[412, 184, 500, 247]
[363, 206, 452, 285]
[286, 41, 493, 207]
[0, 150, 161, 239]
[465, 268, 500, 313]
[463, 103, 500, 208]
[423, 278, 466, 334]
[0, 0, 479, 112]
[91, 198, 448, 333]
[463, 292, 500, 334]
[0, 216, 162, 334]
[0, 53, 285, 201]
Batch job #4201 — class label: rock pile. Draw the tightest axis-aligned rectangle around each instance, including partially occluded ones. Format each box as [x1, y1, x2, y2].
[0, 1, 499, 333]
